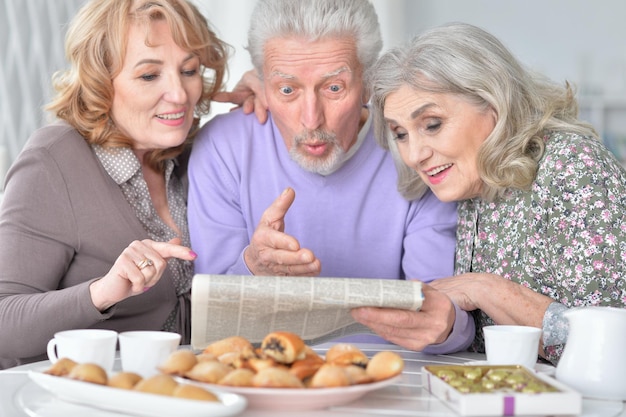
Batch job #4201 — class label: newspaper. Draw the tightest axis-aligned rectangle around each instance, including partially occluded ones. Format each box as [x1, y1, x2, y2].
[190, 274, 423, 350]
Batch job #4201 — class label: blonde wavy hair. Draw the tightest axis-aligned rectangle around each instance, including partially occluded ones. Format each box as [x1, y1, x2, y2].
[46, 0, 228, 171]
[369, 22, 597, 202]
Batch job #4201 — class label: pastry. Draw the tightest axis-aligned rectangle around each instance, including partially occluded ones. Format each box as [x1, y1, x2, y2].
[172, 384, 219, 402]
[261, 331, 306, 364]
[44, 357, 77, 376]
[107, 372, 143, 390]
[327, 350, 369, 368]
[134, 374, 178, 396]
[308, 364, 350, 388]
[325, 343, 361, 360]
[241, 356, 283, 373]
[184, 360, 232, 384]
[67, 363, 108, 385]
[218, 368, 256, 387]
[366, 351, 404, 381]
[202, 336, 254, 357]
[252, 366, 304, 388]
[343, 364, 373, 384]
[158, 349, 198, 375]
[289, 353, 325, 380]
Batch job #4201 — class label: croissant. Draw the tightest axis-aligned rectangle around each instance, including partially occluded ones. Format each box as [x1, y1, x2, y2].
[261, 331, 306, 364]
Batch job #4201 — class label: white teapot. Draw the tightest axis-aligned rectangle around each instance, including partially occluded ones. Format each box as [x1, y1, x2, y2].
[555, 306, 626, 400]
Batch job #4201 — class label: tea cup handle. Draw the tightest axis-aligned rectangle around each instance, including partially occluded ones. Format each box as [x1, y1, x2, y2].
[46, 338, 59, 364]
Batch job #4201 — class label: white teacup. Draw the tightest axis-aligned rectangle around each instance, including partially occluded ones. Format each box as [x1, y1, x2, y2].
[483, 325, 542, 370]
[47, 329, 118, 373]
[119, 331, 181, 377]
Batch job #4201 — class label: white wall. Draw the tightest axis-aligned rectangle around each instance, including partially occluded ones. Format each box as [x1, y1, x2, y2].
[403, 0, 626, 97]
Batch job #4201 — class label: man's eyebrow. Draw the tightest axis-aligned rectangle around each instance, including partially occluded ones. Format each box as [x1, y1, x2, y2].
[321, 66, 350, 78]
[268, 70, 295, 80]
[268, 66, 350, 80]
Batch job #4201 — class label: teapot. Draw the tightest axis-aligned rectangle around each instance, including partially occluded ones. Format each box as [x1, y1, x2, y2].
[555, 306, 626, 400]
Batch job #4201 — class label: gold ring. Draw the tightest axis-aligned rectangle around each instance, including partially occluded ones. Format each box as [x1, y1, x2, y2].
[136, 258, 154, 270]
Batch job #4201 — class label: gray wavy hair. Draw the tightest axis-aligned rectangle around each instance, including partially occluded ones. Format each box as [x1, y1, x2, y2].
[247, 0, 382, 84]
[369, 22, 597, 201]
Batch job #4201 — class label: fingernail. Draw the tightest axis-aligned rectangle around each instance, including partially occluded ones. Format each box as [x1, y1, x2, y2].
[282, 187, 290, 196]
[189, 250, 198, 258]
[143, 287, 150, 292]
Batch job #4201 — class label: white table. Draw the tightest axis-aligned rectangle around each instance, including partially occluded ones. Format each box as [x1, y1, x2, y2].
[1, 343, 624, 417]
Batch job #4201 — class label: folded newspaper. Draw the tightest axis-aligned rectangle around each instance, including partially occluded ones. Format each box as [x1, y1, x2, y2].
[190, 274, 424, 350]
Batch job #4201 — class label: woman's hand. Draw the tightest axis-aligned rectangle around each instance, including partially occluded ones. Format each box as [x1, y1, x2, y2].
[89, 238, 197, 311]
[212, 70, 269, 124]
[430, 272, 553, 328]
[350, 285, 456, 351]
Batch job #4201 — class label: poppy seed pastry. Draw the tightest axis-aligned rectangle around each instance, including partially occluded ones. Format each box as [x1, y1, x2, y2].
[261, 331, 306, 364]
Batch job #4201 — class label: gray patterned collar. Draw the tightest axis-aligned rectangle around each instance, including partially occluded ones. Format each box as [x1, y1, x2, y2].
[92, 145, 175, 184]
[92, 145, 141, 185]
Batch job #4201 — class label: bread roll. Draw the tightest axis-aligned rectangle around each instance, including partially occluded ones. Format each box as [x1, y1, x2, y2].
[308, 364, 350, 388]
[261, 331, 306, 364]
[325, 343, 364, 363]
[365, 351, 404, 381]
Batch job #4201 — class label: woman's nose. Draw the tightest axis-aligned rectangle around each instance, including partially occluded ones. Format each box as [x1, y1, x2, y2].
[163, 74, 189, 103]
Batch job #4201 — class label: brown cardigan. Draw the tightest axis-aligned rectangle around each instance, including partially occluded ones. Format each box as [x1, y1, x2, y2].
[0, 122, 190, 369]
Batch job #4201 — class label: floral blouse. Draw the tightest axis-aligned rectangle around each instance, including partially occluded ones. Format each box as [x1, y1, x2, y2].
[455, 131, 626, 365]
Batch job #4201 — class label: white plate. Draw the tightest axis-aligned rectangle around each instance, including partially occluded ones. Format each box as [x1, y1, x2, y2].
[177, 375, 400, 411]
[28, 370, 247, 417]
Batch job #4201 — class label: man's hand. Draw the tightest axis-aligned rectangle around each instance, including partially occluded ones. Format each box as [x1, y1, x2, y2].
[350, 284, 456, 350]
[244, 188, 321, 276]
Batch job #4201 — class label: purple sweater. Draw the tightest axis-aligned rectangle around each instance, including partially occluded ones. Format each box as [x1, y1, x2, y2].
[188, 109, 473, 353]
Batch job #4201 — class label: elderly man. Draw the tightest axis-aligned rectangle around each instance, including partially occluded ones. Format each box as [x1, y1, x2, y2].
[188, 0, 473, 353]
